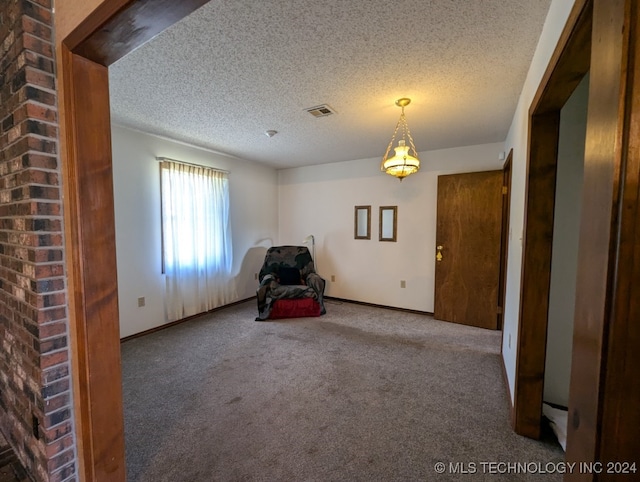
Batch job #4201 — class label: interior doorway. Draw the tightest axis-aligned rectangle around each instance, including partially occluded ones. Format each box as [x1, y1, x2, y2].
[59, 2, 210, 480]
[512, 0, 592, 441]
[60, 0, 640, 479]
[542, 74, 588, 413]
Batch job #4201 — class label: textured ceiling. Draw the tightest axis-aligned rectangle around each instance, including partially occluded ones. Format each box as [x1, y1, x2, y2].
[108, 0, 552, 169]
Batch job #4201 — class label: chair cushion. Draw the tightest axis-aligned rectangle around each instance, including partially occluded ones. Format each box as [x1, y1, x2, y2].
[269, 298, 321, 319]
[278, 267, 302, 285]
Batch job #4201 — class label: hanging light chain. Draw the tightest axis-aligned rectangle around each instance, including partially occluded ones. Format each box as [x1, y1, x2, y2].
[382, 108, 419, 165]
[381, 114, 404, 165]
[403, 114, 419, 158]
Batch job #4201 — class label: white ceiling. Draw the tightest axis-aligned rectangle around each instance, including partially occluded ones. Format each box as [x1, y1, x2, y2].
[108, 0, 552, 169]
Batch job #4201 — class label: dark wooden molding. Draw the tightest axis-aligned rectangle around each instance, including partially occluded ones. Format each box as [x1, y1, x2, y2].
[325, 297, 434, 317]
[62, 0, 132, 52]
[497, 149, 513, 332]
[598, 0, 640, 467]
[567, 0, 640, 473]
[530, 0, 592, 115]
[120, 297, 257, 343]
[68, 0, 209, 66]
[514, 112, 560, 439]
[513, 0, 592, 440]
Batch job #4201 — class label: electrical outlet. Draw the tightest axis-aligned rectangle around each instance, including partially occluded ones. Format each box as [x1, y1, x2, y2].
[400, 280, 406, 288]
[509, 333, 511, 348]
[137, 297, 145, 307]
[331, 275, 336, 282]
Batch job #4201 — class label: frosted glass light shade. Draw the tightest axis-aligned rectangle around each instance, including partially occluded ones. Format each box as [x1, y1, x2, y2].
[382, 140, 420, 179]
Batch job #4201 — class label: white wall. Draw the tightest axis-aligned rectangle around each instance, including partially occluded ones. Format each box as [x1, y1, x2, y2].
[278, 142, 504, 312]
[502, 0, 577, 401]
[111, 125, 278, 338]
[544, 73, 588, 407]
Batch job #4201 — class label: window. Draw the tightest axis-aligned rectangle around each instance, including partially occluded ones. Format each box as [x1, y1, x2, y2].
[160, 159, 234, 320]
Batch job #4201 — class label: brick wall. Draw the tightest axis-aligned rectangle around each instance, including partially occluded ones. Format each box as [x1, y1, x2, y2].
[0, 0, 77, 481]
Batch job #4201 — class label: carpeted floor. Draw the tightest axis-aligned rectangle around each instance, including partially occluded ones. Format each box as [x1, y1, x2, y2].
[121, 300, 563, 481]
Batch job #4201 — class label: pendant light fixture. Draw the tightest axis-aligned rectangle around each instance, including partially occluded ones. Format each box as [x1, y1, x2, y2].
[380, 98, 421, 181]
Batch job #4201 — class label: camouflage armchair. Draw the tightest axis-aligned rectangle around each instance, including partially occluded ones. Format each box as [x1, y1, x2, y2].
[255, 246, 326, 321]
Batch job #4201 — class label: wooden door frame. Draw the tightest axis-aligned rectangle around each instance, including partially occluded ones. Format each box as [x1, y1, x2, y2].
[497, 150, 513, 331]
[515, 0, 640, 472]
[60, 1, 208, 480]
[567, 0, 640, 470]
[61, 0, 640, 479]
[512, 0, 592, 439]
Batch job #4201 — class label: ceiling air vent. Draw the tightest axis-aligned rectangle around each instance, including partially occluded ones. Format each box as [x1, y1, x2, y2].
[304, 104, 336, 118]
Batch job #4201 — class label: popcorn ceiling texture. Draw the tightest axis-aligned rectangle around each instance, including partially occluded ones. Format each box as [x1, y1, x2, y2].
[109, 0, 552, 168]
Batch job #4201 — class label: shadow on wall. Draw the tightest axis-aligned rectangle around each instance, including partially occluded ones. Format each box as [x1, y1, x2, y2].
[235, 244, 272, 298]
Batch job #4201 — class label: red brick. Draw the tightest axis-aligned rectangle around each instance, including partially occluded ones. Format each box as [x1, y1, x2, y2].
[1, 1, 75, 479]
[32, 249, 64, 263]
[31, 201, 60, 216]
[22, 152, 58, 170]
[24, 51, 54, 75]
[28, 0, 52, 8]
[24, 66, 55, 91]
[22, 1, 53, 27]
[40, 336, 67, 356]
[44, 434, 73, 459]
[32, 277, 65, 292]
[42, 392, 70, 414]
[25, 101, 57, 123]
[49, 462, 75, 482]
[22, 33, 53, 58]
[38, 318, 67, 340]
[20, 15, 52, 42]
[44, 407, 70, 429]
[42, 419, 71, 444]
[40, 349, 67, 369]
[34, 263, 64, 278]
[37, 291, 66, 309]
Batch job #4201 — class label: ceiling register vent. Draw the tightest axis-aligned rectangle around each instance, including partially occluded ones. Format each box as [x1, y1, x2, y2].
[304, 104, 336, 118]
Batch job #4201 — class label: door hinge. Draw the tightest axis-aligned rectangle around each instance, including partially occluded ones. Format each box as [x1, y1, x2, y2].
[502, 186, 508, 195]
[497, 306, 503, 314]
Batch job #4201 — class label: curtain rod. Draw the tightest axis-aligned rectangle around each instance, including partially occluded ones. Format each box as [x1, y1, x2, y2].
[156, 157, 230, 174]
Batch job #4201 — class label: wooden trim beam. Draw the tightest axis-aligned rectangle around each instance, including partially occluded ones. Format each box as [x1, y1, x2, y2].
[530, 0, 592, 115]
[62, 47, 125, 481]
[514, 112, 560, 439]
[68, 0, 209, 65]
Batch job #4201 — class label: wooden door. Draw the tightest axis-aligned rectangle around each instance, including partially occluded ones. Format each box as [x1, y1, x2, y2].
[434, 170, 502, 329]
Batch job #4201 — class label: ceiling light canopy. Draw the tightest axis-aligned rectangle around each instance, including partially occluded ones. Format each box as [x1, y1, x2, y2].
[381, 98, 421, 181]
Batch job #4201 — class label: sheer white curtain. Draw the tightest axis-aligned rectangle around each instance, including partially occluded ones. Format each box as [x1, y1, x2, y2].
[161, 160, 234, 321]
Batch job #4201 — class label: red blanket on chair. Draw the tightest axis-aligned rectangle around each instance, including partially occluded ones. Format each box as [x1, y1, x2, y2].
[269, 298, 321, 319]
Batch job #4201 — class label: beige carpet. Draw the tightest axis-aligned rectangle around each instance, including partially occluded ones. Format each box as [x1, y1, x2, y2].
[121, 299, 563, 481]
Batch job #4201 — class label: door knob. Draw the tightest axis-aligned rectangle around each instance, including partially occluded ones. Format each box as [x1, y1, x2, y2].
[436, 245, 443, 262]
